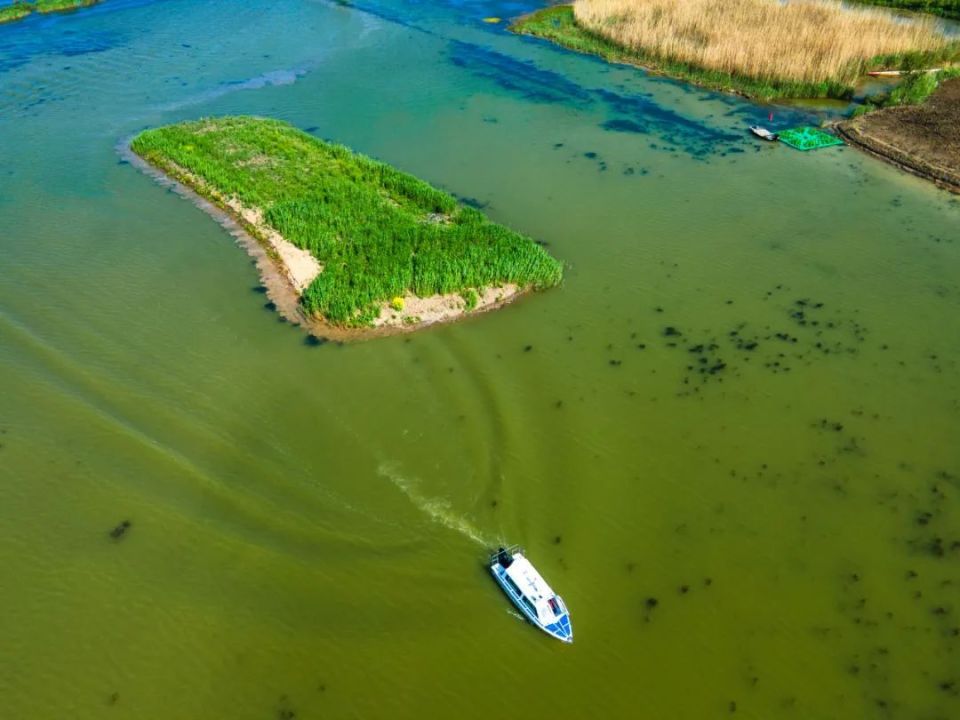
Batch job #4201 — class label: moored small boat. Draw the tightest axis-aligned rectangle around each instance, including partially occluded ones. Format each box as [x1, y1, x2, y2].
[867, 68, 941, 77]
[749, 125, 779, 142]
[489, 546, 573, 643]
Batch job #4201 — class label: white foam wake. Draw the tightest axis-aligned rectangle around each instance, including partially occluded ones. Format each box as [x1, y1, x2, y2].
[378, 463, 492, 546]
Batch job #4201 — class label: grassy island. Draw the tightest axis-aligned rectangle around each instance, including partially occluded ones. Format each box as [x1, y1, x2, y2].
[0, 0, 100, 24]
[511, 2, 959, 101]
[131, 117, 562, 335]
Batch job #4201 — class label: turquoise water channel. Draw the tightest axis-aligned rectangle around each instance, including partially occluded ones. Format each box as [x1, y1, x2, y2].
[1, 1, 959, 718]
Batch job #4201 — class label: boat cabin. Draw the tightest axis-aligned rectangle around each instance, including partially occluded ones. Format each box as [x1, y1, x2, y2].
[491, 547, 572, 641]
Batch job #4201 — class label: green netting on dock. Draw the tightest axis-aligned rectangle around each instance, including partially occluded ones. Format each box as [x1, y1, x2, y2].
[778, 127, 844, 151]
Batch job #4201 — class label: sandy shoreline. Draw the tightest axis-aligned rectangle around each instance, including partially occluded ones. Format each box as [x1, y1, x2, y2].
[121, 142, 529, 341]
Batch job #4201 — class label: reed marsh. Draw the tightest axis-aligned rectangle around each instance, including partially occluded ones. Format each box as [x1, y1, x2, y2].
[512, 1, 959, 99]
[132, 117, 563, 330]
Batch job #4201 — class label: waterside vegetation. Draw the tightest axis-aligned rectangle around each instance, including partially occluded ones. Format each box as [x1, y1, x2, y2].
[131, 117, 563, 330]
[0, 2, 31, 23]
[511, 2, 959, 101]
[855, 66, 960, 113]
[849, 0, 960, 20]
[0, 0, 100, 24]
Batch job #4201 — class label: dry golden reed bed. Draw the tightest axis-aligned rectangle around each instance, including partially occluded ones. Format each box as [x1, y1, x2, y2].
[573, 0, 951, 85]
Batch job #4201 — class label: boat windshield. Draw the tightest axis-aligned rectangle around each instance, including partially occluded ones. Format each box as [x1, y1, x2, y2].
[548, 597, 561, 615]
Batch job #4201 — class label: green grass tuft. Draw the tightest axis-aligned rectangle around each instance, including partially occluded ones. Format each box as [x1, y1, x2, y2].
[132, 117, 563, 327]
[462, 288, 479, 311]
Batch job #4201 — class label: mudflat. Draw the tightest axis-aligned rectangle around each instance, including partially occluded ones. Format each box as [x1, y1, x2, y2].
[839, 77, 960, 192]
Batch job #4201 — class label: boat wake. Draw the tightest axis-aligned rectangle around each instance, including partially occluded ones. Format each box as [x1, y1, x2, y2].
[378, 463, 493, 547]
[161, 68, 306, 112]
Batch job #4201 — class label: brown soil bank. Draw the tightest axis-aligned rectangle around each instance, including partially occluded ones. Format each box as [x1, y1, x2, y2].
[838, 78, 960, 193]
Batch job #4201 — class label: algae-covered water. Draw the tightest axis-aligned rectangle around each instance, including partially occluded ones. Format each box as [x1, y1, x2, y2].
[1, 1, 959, 718]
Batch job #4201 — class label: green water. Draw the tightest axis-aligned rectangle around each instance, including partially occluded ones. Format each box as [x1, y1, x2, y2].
[1, 1, 959, 718]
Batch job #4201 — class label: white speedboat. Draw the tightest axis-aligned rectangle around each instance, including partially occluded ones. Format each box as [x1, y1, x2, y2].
[749, 125, 779, 142]
[490, 546, 573, 643]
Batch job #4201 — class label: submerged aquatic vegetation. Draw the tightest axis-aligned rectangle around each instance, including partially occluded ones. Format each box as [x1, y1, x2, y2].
[132, 117, 563, 327]
[108, 519, 131, 541]
[512, 3, 959, 100]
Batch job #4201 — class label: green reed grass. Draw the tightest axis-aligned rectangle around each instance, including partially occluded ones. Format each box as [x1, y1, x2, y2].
[0, 1, 33, 23]
[132, 117, 563, 327]
[35, 0, 100, 13]
[850, 0, 960, 20]
[0, 0, 99, 24]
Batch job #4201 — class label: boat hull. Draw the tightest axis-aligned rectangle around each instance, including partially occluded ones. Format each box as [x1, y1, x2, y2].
[490, 564, 573, 643]
[749, 126, 779, 142]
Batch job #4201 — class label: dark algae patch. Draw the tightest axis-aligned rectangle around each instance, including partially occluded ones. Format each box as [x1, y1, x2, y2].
[108, 520, 131, 541]
[448, 40, 593, 106]
[448, 39, 747, 159]
[131, 117, 562, 336]
[642, 286, 879, 394]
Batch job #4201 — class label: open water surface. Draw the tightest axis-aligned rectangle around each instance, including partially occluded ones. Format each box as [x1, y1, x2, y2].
[1, 1, 959, 718]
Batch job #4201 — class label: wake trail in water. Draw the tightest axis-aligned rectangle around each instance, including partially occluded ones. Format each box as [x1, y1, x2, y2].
[378, 462, 495, 547]
[274, 397, 503, 545]
[155, 67, 309, 114]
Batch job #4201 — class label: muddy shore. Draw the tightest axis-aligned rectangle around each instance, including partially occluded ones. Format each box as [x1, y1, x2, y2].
[838, 77, 960, 194]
